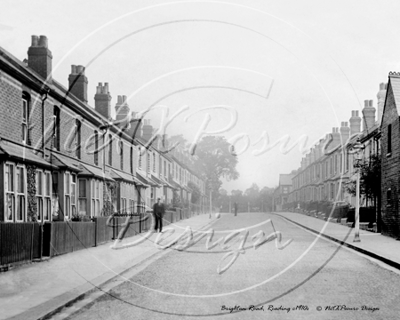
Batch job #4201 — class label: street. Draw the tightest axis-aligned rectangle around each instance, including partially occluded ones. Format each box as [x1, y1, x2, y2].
[55, 212, 400, 320]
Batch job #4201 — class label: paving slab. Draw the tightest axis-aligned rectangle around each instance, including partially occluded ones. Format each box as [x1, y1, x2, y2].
[274, 211, 400, 269]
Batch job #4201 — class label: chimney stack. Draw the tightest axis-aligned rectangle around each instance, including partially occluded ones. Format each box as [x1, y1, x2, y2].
[362, 100, 376, 132]
[349, 110, 361, 135]
[142, 119, 153, 142]
[68, 65, 88, 103]
[27, 35, 52, 81]
[377, 83, 387, 125]
[115, 95, 132, 135]
[301, 158, 305, 170]
[310, 148, 315, 164]
[94, 82, 112, 119]
[340, 121, 350, 145]
[332, 127, 340, 147]
[115, 95, 130, 122]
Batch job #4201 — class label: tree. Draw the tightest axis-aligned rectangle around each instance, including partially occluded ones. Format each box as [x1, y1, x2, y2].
[168, 134, 188, 151]
[193, 136, 239, 199]
[188, 181, 201, 204]
[259, 186, 274, 212]
[345, 154, 381, 207]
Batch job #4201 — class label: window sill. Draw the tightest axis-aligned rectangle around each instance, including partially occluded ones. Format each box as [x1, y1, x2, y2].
[387, 153, 392, 157]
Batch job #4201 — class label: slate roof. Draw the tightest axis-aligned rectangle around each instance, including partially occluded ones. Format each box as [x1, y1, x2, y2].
[52, 153, 81, 172]
[0, 140, 57, 169]
[388, 74, 400, 115]
[80, 163, 114, 181]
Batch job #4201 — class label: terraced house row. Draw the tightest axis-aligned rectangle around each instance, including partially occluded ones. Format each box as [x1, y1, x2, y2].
[285, 83, 385, 216]
[283, 73, 400, 240]
[0, 35, 207, 225]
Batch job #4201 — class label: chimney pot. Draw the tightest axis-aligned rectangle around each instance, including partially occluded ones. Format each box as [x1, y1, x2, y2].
[39, 35, 48, 48]
[71, 65, 77, 74]
[31, 35, 39, 47]
[76, 65, 85, 75]
[364, 100, 368, 107]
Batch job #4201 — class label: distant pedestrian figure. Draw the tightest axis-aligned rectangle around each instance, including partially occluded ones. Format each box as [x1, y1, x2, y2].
[234, 202, 238, 216]
[153, 198, 165, 233]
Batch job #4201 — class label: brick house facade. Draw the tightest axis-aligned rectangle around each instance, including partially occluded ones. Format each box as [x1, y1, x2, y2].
[381, 72, 400, 239]
[0, 35, 206, 223]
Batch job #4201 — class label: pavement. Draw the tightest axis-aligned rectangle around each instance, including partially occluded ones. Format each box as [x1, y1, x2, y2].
[273, 211, 400, 270]
[0, 213, 218, 320]
[2, 211, 400, 320]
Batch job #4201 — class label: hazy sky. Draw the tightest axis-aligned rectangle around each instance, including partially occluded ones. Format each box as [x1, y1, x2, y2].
[1, 0, 399, 193]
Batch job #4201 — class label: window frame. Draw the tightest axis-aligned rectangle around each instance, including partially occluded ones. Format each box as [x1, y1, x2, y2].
[64, 172, 77, 218]
[36, 169, 52, 222]
[94, 130, 99, 166]
[78, 178, 87, 216]
[130, 146, 133, 174]
[53, 106, 61, 151]
[138, 146, 142, 170]
[4, 163, 27, 222]
[91, 179, 100, 217]
[119, 139, 124, 171]
[22, 94, 29, 145]
[108, 134, 113, 166]
[75, 120, 82, 159]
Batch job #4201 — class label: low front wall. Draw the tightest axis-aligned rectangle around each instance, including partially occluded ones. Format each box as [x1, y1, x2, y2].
[47, 222, 96, 257]
[0, 222, 41, 266]
[1, 209, 207, 269]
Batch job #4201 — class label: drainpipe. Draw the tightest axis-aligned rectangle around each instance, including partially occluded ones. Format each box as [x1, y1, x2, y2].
[39, 88, 50, 261]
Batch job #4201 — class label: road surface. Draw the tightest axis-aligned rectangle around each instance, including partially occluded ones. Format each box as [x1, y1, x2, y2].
[53, 212, 400, 320]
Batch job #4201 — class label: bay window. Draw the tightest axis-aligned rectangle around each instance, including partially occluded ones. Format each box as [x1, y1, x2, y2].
[64, 172, 77, 218]
[36, 170, 51, 222]
[4, 163, 26, 222]
[78, 179, 87, 215]
[121, 197, 127, 214]
[91, 180, 100, 217]
[129, 199, 135, 214]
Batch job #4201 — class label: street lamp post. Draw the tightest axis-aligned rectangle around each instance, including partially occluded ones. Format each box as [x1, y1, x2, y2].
[354, 167, 361, 242]
[350, 139, 364, 243]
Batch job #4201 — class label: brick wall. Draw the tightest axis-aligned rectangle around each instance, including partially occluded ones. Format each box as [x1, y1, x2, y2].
[0, 73, 23, 142]
[381, 81, 400, 238]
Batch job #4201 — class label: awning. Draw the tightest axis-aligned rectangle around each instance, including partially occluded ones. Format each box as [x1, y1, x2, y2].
[150, 174, 165, 186]
[169, 179, 182, 190]
[160, 177, 178, 190]
[136, 172, 157, 187]
[79, 163, 114, 181]
[0, 141, 57, 170]
[111, 168, 141, 184]
[52, 153, 81, 172]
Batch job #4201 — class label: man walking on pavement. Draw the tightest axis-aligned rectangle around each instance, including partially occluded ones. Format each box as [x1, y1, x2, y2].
[153, 197, 165, 233]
